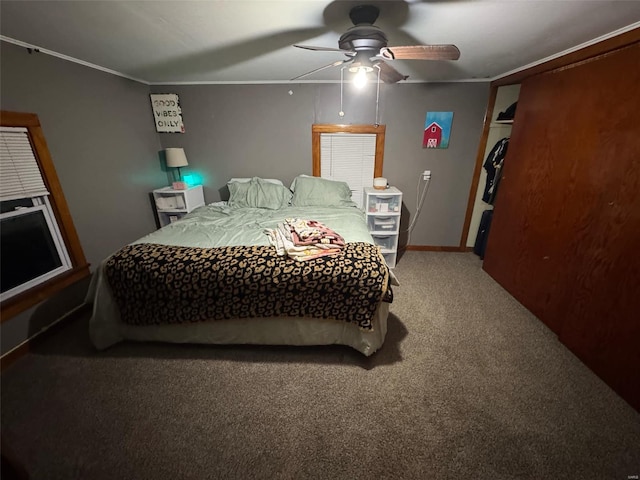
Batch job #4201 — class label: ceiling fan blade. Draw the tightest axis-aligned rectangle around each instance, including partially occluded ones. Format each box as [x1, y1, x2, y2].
[374, 60, 409, 84]
[291, 59, 353, 81]
[294, 44, 354, 54]
[380, 45, 461, 61]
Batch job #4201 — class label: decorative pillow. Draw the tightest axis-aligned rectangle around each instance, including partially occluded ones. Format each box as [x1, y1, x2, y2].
[290, 175, 356, 207]
[228, 177, 292, 209]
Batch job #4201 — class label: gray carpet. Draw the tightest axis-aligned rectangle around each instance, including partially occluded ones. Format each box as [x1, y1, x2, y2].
[2, 251, 639, 480]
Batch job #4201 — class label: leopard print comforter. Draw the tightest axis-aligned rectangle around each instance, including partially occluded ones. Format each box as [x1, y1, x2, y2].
[104, 242, 390, 330]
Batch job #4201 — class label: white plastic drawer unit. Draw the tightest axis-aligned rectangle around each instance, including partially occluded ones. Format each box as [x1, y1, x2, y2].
[366, 193, 401, 214]
[382, 252, 397, 268]
[151, 185, 205, 228]
[371, 234, 395, 251]
[363, 186, 402, 268]
[368, 216, 399, 232]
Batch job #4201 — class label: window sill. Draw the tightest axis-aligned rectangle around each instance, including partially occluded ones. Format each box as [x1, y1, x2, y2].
[0, 263, 91, 322]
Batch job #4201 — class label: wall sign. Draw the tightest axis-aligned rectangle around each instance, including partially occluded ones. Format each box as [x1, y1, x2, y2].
[150, 93, 185, 133]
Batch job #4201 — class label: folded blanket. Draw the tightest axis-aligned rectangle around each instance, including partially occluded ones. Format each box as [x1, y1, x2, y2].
[286, 218, 345, 247]
[265, 218, 344, 261]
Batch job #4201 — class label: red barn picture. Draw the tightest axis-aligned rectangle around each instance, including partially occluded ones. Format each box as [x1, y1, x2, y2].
[423, 112, 453, 149]
[423, 121, 442, 148]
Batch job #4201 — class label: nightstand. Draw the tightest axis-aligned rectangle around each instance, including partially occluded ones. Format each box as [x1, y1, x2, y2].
[152, 185, 205, 228]
[363, 186, 402, 268]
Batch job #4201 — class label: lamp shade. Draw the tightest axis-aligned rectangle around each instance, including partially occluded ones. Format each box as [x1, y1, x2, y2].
[165, 148, 188, 168]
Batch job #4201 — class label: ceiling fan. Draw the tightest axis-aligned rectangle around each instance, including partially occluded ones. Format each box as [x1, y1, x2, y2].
[292, 4, 460, 84]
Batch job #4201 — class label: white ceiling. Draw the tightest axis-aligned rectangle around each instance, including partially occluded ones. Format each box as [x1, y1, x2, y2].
[1, 0, 639, 85]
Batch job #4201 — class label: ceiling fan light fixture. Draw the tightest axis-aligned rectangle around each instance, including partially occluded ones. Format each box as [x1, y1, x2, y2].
[352, 67, 370, 88]
[348, 52, 375, 86]
[348, 48, 375, 70]
[292, 4, 459, 84]
[348, 64, 374, 74]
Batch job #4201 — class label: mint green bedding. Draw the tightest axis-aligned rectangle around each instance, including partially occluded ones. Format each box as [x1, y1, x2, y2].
[88, 203, 390, 356]
[135, 203, 374, 248]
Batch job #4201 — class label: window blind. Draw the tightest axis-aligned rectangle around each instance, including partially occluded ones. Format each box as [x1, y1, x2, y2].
[320, 133, 376, 208]
[0, 126, 49, 201]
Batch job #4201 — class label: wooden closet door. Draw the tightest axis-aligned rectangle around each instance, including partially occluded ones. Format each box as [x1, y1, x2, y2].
[483, 43, 640, 410]
[482, 71, 584, 332]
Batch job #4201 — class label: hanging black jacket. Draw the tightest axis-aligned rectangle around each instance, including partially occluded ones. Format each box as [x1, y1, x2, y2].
[482, 137, 509, 204]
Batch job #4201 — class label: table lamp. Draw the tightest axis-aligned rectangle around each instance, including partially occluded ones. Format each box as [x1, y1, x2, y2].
[165, 148, 188, 190]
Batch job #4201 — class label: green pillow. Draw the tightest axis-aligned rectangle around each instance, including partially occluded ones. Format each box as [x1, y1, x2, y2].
[290, 175, 356, 207]
[228, 177, 292, 209]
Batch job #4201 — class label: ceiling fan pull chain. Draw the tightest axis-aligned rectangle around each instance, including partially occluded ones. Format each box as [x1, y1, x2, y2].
[375, 65, 381, 126]
[339, 66, 345, 117]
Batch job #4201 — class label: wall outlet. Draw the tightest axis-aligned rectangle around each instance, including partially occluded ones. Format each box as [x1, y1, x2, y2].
[423, 170, 431, 180]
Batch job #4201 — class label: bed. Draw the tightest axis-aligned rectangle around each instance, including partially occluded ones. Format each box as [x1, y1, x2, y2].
[87, 175, 396, 356]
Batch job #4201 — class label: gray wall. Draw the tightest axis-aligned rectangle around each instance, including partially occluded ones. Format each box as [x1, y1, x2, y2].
[1, 42, 164, 267]
[1, 39, 489, 354]
[1, 41, 163, 353]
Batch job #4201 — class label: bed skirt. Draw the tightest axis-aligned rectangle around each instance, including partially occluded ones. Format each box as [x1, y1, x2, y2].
[87, 261, 389, 357]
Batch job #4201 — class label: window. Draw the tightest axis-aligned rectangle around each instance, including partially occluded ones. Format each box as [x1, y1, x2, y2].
[0, 112, 89, 321]
[320, 133, 376, 208]
[1, 197, 72, 300]
[312, 124, 385, 208]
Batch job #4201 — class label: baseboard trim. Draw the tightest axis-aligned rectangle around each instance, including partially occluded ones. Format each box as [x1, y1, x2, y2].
[0, 302, 91, 372]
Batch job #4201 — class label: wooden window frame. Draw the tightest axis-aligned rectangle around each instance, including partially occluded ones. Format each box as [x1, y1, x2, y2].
[1, 111, 90, 321]
[311, 124, 386, 177]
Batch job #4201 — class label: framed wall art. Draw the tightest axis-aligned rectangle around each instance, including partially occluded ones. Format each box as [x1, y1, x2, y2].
[423, 111, 453, 149]
[150, 93, 185, 133]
